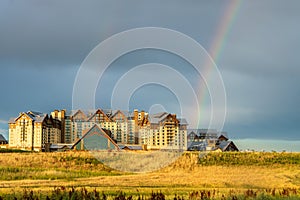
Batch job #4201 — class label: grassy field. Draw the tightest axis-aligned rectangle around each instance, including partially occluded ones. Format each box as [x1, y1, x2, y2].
[0, 151, 299, 199]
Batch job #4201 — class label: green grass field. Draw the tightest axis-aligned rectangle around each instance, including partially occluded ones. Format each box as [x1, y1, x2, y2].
[0, 151, 299, 199]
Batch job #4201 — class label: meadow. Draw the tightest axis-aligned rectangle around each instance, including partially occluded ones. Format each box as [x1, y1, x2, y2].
[0, 151, 299, 199]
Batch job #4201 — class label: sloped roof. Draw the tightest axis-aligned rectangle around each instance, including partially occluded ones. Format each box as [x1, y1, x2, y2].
[21, 112, 35, 120]
[71, 110, 87, 119]
[118, 144, 126, 149]
[121, 145, 143, 150]
[187, 129, 222, 137]
[218, 141, 231, 150]
[220, 131, 228, 138]
[34, 114, 48, 123]
[148, 112, 169, 124]
[11, 111, 48, 123]
[71, 124, 120, 150]
[121, 110, 132, 117]
[188, 131, 197, 135]
[110, 110, 127, 118]
[150, 112, 168, 118]
[0, 134, 7, 142]
[218, 134, 229, 141]
[178, 118, 188, 125]
[27, 111, 43, 116]
[87, 109, 111, 122]
[110, 110, 134, 119]
[102, 109, 113, 116]
[217, 141, 239, 151]
[66, 109, 91, 117]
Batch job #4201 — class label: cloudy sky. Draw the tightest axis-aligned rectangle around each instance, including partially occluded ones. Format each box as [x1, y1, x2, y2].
[0, 0, 299, 150]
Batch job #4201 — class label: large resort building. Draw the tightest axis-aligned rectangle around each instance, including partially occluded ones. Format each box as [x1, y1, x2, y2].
[8, 109, 188, 151]
[139, 112, 188, 150]
[8, 111, 61, 151]
[8, 109, 238, 152]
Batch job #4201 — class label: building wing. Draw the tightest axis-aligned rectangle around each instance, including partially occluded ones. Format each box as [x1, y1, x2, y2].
[72, 124, 120, 151]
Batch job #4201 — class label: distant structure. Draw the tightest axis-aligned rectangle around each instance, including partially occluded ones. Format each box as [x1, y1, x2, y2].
[139, 112, 188, 150]
[8, 109, 238, 152]
[0, 134, 8, 145]
[45, 143, 72, 152]
[187, 129, 239, 151]
[55, 109, 137, 145]
[53, 109, 188, 151]
[8, 109, 188, 151]
[71, 124, 119, 151]
[8, 111, 61, 151]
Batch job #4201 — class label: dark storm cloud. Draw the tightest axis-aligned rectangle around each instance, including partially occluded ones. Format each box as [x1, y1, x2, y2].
[0, 0, 224, 120]
[222, 70, 300, 140]
[215, 0, 300, 140]
[0, 0, 224, 68]
[219, 0, 300, 78]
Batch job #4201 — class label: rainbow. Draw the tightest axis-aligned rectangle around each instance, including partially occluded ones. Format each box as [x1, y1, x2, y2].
[210, 0, 243, 62]
[197, 0, 243, 128]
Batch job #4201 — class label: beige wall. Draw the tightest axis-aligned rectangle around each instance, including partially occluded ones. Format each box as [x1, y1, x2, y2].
[9, 113, 62, 151]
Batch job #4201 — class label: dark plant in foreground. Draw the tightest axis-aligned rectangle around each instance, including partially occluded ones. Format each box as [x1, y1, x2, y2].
[0, 187, 298, 200]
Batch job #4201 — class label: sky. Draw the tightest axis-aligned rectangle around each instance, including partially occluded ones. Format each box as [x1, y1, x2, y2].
[0, 0, 299, 150]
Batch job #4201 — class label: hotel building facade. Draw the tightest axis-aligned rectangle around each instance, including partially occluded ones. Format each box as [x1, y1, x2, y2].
[9, 109, 188, 151]
[8, 111, 61, 151]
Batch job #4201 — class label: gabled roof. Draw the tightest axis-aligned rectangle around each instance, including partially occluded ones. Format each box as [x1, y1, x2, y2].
[111, 110, 124, 118]
[178, 118, 188, 125]
[65, 110, 76, 116]
[217, 141, 239, 151]
[110, 110, 132, 123]
[71, 110, 87, 120]
[148, 112, 169, 124]
[27, 111, 43, 116]
[34, 114, 48, 123]
[219, 131, 228, 138]
[12, 111, 48, 123]
[218, 141, 230, 150]
[187, 129, 221, 137]
[15, 112, 35, 121]
[104, 109, 137, 118]
[110, 110, 132, 119]
[71, 124, 120, 150]
[121, 110, 132, 117]
[188, 131, 199, 139]
[150, 112, 169, 119]
[0, 134, 7, 142]
[218, 134, 229, 141]
[102, 109, 113, 117]
[188, 131, 196, 135]
[87, 109, 111, 122]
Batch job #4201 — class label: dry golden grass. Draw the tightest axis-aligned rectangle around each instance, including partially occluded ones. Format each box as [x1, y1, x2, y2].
[0, 151, 299, 197]
[0, 151, 105, 170]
